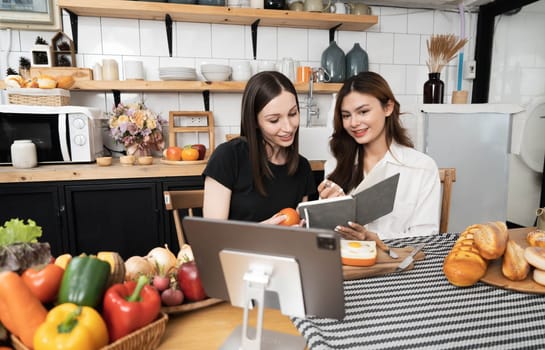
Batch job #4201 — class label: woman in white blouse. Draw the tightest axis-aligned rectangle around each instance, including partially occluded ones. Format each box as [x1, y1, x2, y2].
[318, 72, 441, 239]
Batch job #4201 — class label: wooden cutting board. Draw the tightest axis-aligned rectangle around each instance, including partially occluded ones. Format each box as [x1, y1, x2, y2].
[343, 245, 425, 280]
[480, 227, 545, 294]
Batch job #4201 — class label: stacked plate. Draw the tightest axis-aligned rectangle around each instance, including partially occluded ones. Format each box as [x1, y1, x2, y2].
[159, 66, 197, 81]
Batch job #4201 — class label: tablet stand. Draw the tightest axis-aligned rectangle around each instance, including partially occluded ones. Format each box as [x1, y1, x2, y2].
[219, 250, 307, 350]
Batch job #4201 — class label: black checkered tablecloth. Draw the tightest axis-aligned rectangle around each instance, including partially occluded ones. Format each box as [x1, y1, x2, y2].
[292, 233, 545, 350]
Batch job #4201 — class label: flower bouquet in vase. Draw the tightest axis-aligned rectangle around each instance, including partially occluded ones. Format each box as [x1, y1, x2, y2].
[108, 102, 166, 157]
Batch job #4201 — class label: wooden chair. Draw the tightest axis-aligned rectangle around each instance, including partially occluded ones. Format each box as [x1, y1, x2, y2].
[163, 190, 204, 247]
[439, 168, 456, 233]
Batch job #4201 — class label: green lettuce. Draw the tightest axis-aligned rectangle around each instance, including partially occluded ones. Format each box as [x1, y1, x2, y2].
[0, 218, 42, 246]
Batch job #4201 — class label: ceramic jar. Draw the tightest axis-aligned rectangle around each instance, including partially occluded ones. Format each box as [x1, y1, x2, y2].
[11, 140, 37, 168]
[321, 41, 345, 83]
[345, 43, 368, 78]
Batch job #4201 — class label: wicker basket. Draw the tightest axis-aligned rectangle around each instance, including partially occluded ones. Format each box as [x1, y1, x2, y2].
[11, 312, 169, 350]
[6, 88, 70, 106]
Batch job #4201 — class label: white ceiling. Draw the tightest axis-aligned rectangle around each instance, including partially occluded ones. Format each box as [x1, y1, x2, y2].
[363, 0, 495, 12]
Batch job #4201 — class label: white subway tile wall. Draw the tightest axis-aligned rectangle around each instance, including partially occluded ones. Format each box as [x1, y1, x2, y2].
[1, 4, 543, 147]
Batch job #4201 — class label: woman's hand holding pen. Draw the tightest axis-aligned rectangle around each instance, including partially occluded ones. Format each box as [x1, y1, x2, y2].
[318, 179, 345, 199]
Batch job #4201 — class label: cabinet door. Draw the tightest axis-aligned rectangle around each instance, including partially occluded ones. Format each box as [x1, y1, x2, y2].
[64, 181, 163, 259]
[0, 183, 65, 256]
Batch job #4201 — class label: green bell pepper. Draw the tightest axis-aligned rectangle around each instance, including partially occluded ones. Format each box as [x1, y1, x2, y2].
[57, 255, 111, 308]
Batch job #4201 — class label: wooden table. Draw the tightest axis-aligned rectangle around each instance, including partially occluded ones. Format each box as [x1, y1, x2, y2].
[156, 301, 302, 350]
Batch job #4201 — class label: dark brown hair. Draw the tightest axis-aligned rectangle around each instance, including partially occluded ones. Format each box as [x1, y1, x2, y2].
[240, 71, 301, 196]
[328, 71, 414, 191]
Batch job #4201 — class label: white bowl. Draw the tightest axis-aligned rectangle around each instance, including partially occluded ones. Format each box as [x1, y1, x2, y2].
[201, 70, 231, 81]
[200, 64, 232, 73]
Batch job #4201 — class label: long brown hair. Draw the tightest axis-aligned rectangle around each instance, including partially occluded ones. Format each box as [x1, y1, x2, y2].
[240, 71, 301, 196]
[328, 71, 414, 192]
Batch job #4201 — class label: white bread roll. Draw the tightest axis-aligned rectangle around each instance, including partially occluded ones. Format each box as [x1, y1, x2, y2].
[471, 221, 508, 260]
[524, 246, 545, 270]
[4, 75, 24, 88]
[527, 230, 545, 248]
[502, 239, 530, 281]
[533, 269, 545, 286]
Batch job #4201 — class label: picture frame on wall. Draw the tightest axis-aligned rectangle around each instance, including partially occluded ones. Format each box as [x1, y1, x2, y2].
[0, 0, 61, 31]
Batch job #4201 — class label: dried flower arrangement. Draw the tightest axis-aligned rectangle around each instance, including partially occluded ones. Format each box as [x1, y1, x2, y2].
[426, 34, 468, 73]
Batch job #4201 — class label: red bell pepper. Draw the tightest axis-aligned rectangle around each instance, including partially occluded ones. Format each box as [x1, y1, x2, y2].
[102, 275, 161, 342]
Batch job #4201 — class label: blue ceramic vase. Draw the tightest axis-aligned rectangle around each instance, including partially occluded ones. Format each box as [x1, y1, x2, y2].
[321, 41, 345, 83]
[345, 43, 368, 78]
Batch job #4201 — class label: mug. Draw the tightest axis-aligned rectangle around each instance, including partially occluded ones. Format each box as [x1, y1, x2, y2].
[313, 67, 330, 82]
[124, 60, 144, 80]
[304, 0, 331, 12]
[102, 59, 119, 80]
[330, 1, 349, 14]
[348, 2, 371, 15]
[288, 0, 304, 10]
[11, 140, 37, 169]
[278, 57, 296, 82]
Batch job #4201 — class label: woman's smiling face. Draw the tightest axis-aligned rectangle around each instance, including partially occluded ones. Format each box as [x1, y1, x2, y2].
[340, 91, 393, 146]
[257, 90, 300, 149]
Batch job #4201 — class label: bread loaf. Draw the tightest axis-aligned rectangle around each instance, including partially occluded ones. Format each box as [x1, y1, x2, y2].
[4, 75, 25, 88]
[471, 221, 508, 260]
[443, 229, 488, 287]
[37, 75, 57, 89]
[56, 75, 75, 89]
[527, 230, 545, 248]
[502, 239, 530, 281]
[524, 246, 545, 270]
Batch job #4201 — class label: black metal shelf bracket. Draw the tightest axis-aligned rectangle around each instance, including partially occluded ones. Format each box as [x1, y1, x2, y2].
[329, 24, 342, 43]
[66, 9, 79, 53]
[112, 90, 121, 107]
[203, 90, 210, 111]
[251, 19, 260, 60]
[165, 14, 173, 57]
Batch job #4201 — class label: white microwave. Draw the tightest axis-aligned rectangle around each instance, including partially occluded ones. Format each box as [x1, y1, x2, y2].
[0, 105, 105, 165]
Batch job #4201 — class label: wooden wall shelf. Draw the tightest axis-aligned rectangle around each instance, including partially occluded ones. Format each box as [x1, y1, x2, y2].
[58, 0, 378, 32]
[69, 80, 341, 93]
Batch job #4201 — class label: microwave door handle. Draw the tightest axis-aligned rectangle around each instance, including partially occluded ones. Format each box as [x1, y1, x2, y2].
[58, 114, 71, 161]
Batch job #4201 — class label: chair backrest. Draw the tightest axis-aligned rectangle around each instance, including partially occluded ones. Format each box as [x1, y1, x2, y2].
[439, 168, 456, 233]
[163, 190, 204, 247]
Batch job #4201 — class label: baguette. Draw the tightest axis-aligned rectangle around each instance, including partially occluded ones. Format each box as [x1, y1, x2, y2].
[502, 239, 530, 281]
[471, 221, 508, 260]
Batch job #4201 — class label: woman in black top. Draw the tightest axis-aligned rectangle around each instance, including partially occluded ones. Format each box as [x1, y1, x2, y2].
[202, 71, 316, 223]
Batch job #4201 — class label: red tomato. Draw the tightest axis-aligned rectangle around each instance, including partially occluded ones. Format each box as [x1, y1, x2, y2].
[21, 263, 65, 303]
[181, 147, 199, 161]
[165, 146, 182, 161]
[276, 207, 300, 226]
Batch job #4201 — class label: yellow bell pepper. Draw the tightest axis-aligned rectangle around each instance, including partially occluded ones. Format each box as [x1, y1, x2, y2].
[33, 303, 109, 350]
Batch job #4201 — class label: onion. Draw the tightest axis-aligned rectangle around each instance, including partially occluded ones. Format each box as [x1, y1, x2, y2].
[177, 244, 194, 264]
[147, 244, 177, 275]
[124, 256, 155, 281]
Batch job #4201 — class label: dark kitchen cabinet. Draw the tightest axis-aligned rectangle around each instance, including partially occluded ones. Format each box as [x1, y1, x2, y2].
[64, 179, 165, 260]
[0, 183, 65, 257]
[0, 176, 204, 260]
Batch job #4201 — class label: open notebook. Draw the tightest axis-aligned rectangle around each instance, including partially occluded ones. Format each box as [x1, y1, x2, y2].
[297, 172, 400, 230]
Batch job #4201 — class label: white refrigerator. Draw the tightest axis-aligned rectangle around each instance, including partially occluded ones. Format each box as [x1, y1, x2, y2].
[420, 104, 523, 233]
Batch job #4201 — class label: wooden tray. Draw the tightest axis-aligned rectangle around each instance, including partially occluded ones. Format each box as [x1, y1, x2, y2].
[343, 245, 425, 280]
[161, 297, 223, 314]
[480, 227, 545, 294]
[160, 158, 208, 165]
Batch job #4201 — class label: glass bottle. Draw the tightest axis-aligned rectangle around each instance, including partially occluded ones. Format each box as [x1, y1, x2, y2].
[345, 43, 368, 79]
[423, 72, 444, 104]
[321, 41, 345, 83]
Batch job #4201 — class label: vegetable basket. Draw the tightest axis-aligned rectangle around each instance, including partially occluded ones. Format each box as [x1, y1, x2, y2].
[11, 312, 168, 350]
